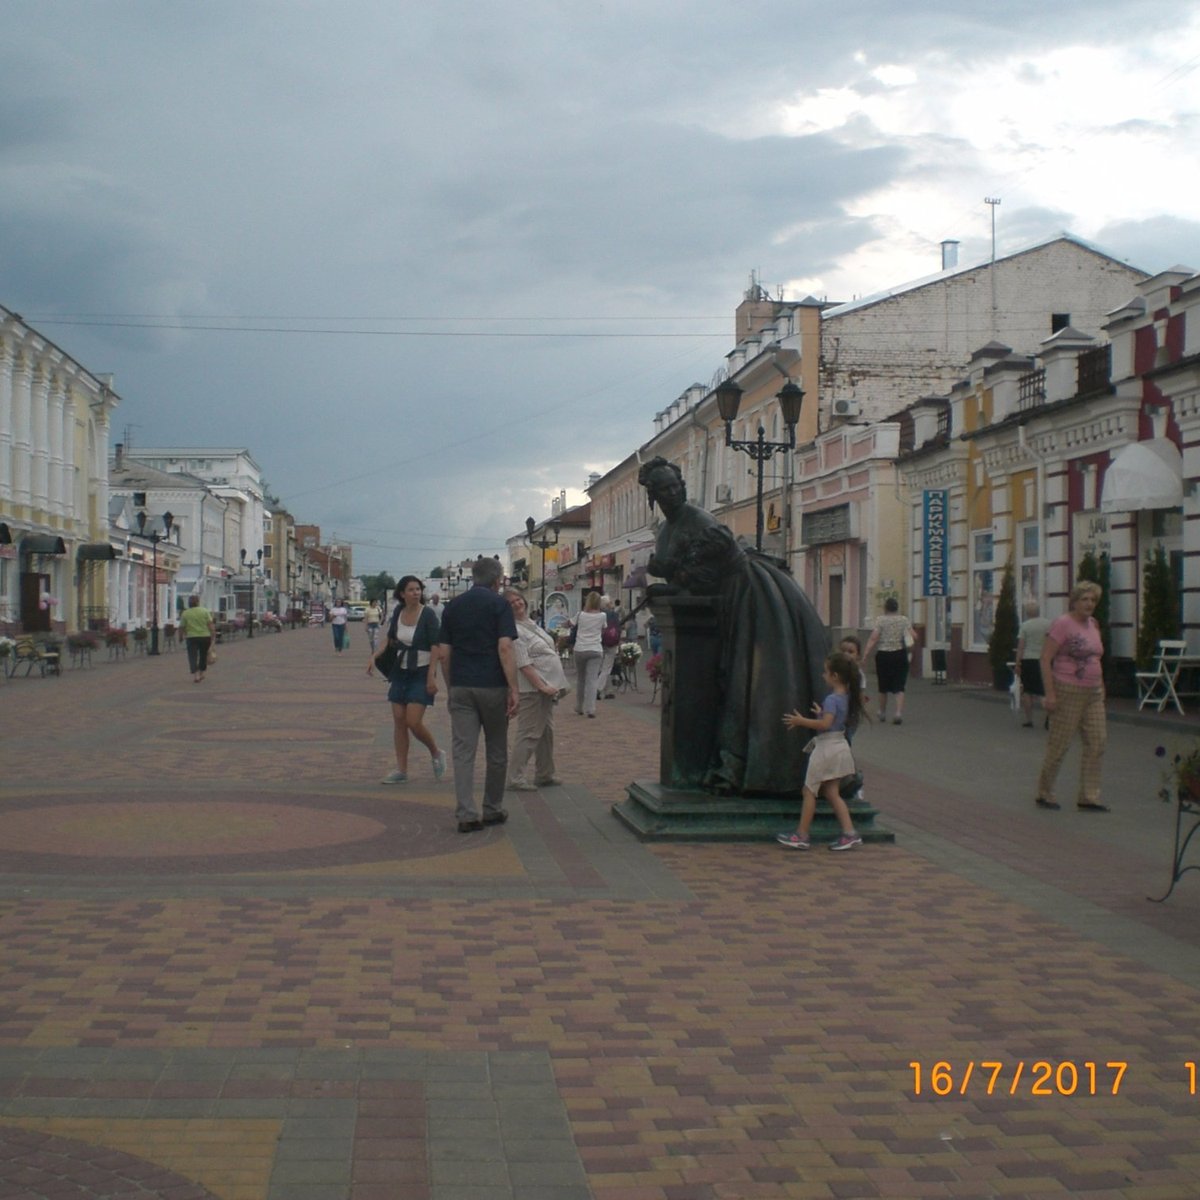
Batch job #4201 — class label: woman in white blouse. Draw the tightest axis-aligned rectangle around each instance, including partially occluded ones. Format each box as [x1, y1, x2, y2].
[863, 596, 918, 725]
[569, 591, 607, 718]
[504, 590, 568, 789]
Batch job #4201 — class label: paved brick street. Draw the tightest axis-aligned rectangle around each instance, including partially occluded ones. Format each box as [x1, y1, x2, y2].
[2, 628, 1200, 1199]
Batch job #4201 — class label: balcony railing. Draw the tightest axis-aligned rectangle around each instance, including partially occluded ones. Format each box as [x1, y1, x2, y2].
[1076, 344, 1112, 396]
[1018, 368, 1046, 411]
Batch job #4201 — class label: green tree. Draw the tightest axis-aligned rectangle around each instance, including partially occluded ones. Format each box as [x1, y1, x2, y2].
[1137, 543, 1179, 667]
[358, 571, 396, 603]
[429, 565, 445, 578]
[988, 557, 1018, 685]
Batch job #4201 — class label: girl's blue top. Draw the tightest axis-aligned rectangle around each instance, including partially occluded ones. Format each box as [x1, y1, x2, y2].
[822, 690, 849, 733]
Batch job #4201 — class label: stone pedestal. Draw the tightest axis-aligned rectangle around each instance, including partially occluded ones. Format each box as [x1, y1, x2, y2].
[655, 595, 721, 791]
[615, 781, 894, 843]
[612, 593, 895, 844]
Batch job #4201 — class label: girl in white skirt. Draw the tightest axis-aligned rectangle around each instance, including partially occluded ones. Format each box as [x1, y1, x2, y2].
[776, 652, 865, 851]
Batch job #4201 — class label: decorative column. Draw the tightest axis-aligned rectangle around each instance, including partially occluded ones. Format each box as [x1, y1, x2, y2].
[0, 336, 13, 503]
[11, 347, 32, 507]
[31, 363, 50, 511]
[48, 371, 65, 519]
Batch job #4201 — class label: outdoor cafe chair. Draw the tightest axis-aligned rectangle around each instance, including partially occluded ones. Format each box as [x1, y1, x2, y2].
[1136, 639, 1190, 715]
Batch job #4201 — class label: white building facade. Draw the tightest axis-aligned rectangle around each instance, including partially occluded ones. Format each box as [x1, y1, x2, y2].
[0, 305, 120, 634]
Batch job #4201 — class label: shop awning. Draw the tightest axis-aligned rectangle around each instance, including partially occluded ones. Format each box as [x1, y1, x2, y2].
[77, 543, 119, 561]
[1101, 438, 1183, 513]
[20, 534, 67, 555]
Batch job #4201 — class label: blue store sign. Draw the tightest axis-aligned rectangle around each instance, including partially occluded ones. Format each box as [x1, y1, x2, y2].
[923, 490, 948, 597]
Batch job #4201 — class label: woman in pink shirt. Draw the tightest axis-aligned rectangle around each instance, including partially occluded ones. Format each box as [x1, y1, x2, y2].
[1035, 581, 1108, 811]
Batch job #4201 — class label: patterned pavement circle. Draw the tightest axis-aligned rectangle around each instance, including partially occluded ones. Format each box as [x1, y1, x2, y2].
[157, 727, 374, 742]
[0, 794, 503, 875]
[0, 1125, 219, 1199]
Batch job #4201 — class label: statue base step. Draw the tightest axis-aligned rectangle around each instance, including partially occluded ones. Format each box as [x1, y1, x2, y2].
[613, 780, 896, 843]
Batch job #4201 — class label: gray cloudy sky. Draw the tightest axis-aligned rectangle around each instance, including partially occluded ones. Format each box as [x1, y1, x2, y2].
[3, 1, 1199, 575]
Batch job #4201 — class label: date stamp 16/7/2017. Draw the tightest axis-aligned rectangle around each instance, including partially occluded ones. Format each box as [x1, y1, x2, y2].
[907, 1061, 1200, 1098]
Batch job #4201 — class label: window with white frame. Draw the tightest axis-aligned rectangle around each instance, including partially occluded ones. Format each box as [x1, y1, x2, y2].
[970, 529, 996, 649]
[1017, 521, 1039, 617]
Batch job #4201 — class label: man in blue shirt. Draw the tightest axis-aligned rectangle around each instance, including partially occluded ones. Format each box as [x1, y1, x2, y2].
[430, 556, 519, 832]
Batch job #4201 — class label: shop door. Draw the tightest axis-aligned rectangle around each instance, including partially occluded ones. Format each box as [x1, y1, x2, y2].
[20, 571, 50, 633]
[828, 574, 844, 629]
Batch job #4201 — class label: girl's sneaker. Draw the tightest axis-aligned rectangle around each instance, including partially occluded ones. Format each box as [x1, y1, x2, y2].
[829, 833, 863, 851]
[775, 832, 810, 850]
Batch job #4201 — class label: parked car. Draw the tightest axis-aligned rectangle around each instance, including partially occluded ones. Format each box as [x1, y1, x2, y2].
[346, 603, 367, 621]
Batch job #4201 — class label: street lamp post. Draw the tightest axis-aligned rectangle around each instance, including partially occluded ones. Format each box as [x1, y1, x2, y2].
[136, 510, 174, 656]
[714, 379, 806, 553]
[525, 516, 561, 627]
[240, 548, 263, 638]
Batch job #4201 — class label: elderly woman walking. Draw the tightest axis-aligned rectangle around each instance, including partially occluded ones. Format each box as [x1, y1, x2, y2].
[504, 589, 567, 790]
[1035, 581, 1109, 812]
[863, 596, 918, 725]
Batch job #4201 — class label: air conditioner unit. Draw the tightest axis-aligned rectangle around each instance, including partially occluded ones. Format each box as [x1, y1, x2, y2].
[715, 484, 733, 504]
[833, 398, 861, 418]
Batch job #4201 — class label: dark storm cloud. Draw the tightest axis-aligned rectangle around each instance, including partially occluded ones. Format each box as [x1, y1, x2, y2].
[1, 0, 1196, 571]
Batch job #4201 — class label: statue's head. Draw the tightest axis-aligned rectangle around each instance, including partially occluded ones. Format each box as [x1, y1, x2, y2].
[638, 456, 687, 511]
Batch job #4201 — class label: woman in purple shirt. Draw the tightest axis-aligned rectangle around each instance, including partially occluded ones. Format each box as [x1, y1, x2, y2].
[1035, 581, 1108, 811]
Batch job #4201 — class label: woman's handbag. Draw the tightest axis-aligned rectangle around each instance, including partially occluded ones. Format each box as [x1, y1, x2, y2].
[373, 640, 398, 677]
[374, 606, 402, 676]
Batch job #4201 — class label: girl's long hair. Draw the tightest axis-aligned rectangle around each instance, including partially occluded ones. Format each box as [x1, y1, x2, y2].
[826, 651, 867, 727]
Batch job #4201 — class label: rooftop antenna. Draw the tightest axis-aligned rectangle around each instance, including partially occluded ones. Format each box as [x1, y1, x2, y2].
[985, 197, 1001, 336]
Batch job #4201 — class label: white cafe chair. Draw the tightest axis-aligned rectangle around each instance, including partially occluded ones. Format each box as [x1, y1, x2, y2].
[1136, 640, 1189, 714]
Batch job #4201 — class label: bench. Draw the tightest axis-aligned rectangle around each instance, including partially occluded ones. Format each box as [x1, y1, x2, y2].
[11, 637, 61, 677]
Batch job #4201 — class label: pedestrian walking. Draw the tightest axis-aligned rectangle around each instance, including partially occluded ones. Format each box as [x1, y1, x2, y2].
[1016, 602, 1052, 728]
[569, 592, 606, 718]
[1035, 581, 1109, 812]
[776, 651, 865, 851]
[364, 599, 383, 652]
[178, 594, 215, 683]
[863, 596, 918, 724]
[367, 576, 447, 785]
[432, 557, 519, 833]
[504, 588, 567, 791]
[595, 595, 621, 702]
[329, 599, 349, 652]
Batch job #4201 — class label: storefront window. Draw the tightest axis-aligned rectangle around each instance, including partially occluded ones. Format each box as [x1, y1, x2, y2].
[1018, 522, 1039, 615]
[970, 530, 995, 649]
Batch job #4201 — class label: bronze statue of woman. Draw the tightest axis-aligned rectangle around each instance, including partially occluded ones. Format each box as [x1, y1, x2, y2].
[639, 455, 829, 795]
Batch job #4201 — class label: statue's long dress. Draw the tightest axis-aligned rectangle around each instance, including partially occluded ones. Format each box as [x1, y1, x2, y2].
[653, 508, 829, 796]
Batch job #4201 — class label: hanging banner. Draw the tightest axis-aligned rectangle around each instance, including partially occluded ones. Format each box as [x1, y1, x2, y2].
[922, 489, 948, 597]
